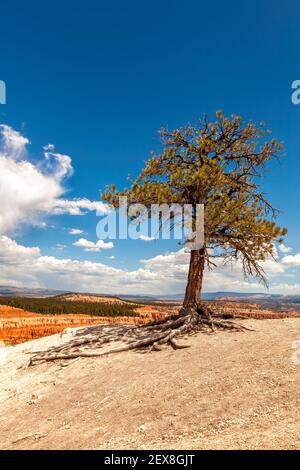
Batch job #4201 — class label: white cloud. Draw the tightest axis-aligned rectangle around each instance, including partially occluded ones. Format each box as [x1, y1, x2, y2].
[0, 124, 30, 160]
[0, 125, 109, 234]
[53, 198, 109, 216]
[106, 255, 116, 260]
[140, 248, 290, 293]
[73, 238, 114, 252]
[43, 144, 55, 151]
[281, 253, 300, 266]
[68, 228, 85, 235]
[0, 236, 40, 263]
[43, 144, 73, 180]
[55, 244, 66, 251]
[0, 142, 63, 234]
[139, 234, 155, 242]
[0, 236, 160, 293]
[279, 244, 293, 254]
[266, 283, 300, 294]
[0, 236, 300, 295]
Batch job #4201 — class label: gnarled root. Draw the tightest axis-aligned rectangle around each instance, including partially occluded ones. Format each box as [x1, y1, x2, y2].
[28, 307, 253, 366]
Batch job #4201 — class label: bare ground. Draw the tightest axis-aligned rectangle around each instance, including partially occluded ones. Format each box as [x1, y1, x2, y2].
[0, 317, 300, 450]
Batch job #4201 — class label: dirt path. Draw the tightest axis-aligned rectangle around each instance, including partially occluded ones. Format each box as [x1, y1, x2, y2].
[0, 318, 300, 449]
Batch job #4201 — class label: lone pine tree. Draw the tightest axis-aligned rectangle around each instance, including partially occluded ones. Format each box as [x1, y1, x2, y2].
[103, 112, 287, 315]
[29, 112, 288, 363]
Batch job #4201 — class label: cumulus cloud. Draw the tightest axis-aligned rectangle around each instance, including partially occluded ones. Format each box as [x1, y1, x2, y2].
[0, 136, 63, 233]
[0, 124, 29, 160]
[279, 244, 293, 254]
[0, 236, 162, 293]
[140, 248, 291, 293]
[0, 125, 109, 234]
[73, 238, 114, 252]
[139, 234, 155, 242]
[53, 199, 109, 216]
[281, 253, 300, 266]
[0, 236, 300, 295]
[68, 228, 85, 235]
[0, 236, 40, 263]
[42, 144, 73, 180]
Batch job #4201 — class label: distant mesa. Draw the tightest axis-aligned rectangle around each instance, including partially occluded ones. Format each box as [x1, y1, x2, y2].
[0, 285, 299, 303]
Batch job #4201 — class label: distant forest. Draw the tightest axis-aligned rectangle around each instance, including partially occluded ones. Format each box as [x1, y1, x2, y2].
[0, 297, 138, 317]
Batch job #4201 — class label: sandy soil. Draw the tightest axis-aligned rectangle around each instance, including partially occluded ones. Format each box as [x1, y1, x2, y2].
[0, 318, 300, 450]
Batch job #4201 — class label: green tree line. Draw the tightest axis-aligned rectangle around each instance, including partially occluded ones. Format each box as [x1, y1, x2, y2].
[0, 297, 138, 317]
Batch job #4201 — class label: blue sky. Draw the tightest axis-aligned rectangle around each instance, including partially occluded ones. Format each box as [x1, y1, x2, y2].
[0, 0, 300, 295]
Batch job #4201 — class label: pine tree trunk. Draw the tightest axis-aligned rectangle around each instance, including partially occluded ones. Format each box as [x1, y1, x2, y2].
[183, 247, 205, 310]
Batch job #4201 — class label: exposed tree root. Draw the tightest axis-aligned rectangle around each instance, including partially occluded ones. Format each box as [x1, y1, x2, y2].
[28, 306, 253, 366]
